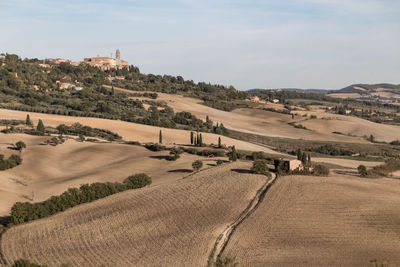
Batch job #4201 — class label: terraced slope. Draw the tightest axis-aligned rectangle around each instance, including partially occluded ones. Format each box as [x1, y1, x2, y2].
[1, 161, 267, 267]
[222, 174, 400, 266]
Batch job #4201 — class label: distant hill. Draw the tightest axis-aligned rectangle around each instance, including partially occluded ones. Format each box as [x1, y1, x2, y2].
[247, 84, 400, 95]
[333, 83, 400, 94]
[246, 88, 328, 94]
[327, 83, 400, 104]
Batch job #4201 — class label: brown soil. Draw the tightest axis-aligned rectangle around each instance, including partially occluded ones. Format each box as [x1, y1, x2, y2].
[1, 161, 266, 267]
[222, 174, 400, 266]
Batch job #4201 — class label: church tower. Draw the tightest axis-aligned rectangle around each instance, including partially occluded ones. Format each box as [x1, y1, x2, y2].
[116, 49, 121, 67]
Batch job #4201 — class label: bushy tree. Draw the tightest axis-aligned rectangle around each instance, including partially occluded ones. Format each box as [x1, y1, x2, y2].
[15, 141, 26, 151]
[124, 173, 152, 189]
[228, 146, 238, 161]
[192, 160, 203, 171]
[251, 160, 269, 175]
[313, 164, 329, 176]
[169, 147, 183, 161]
[358, 165, 368, 177]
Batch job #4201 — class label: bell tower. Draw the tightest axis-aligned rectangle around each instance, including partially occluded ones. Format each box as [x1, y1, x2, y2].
[116, 49, 121, 67]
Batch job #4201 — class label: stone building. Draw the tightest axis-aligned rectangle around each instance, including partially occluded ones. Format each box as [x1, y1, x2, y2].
[83, 49, 128, 70]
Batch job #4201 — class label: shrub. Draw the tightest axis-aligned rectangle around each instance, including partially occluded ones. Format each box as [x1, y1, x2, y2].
[11, 258, 48, 267]
[124, 173, 152, 189]
[168, 148, 183, 161]
[216, 160, 224, 165]
[192, 160, 203, 171]
[313, 164, 329, 176]
[251, 160, 269, 175]
[372, 159, 400, 177]
[197, 149, 225, 157]
[214, 256, 238, 267]
[144, 143, 167, 151]
[0, 154, 22, 170]
[15, 141, 26, 151]
[390, 140, 400, 146]
[357, 165, 368, 177]
[228, 146, 238, 161]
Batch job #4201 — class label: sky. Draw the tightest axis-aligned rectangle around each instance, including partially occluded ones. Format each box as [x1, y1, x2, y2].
[0, 0, 399, 90]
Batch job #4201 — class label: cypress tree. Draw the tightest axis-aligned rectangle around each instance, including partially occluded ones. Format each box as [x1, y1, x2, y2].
[296, 148, 302, 160]
[190, 131, 194, 145]
[159, 130, 162, 144]
[199, 133, 203, 146]
[230, 146, 238, 161]
[37, 119, 45, 133]
[25, 114, 32, 126]
[307, 154, 311, 166]
[218, 137, 222, 148]
[301, 152, 307, 165]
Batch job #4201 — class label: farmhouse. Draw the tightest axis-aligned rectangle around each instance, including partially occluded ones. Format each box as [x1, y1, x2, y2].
[274, 158, 302, 172]
[249, 96, 260, 102]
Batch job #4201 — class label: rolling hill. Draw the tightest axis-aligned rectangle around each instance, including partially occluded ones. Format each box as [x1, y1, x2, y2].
[222, 174, 400, 266]
[1, 161, 268, 267]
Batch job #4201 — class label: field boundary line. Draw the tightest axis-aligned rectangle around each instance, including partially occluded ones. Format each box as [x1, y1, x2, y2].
[207, 172, 279, 266]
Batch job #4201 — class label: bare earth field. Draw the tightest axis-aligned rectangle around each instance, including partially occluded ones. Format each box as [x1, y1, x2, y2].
[1, 161, 267, 267]
[0, 108, 278, 154]
[0, 133, 219, 216]
[222, 174, 400, 266]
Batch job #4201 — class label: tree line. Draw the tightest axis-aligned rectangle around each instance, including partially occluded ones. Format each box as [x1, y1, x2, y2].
[10, 173, 152, 225]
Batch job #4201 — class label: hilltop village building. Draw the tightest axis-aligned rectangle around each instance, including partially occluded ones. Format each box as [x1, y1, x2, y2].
[83, 49, 129, 70]
[52, 49, 129, 70]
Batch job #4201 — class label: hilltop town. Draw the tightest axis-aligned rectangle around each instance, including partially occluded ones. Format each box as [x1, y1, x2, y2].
[51, 49, 129, 70]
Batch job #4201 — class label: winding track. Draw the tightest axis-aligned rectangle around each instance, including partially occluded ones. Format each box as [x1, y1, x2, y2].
[207, 173, 278, 266]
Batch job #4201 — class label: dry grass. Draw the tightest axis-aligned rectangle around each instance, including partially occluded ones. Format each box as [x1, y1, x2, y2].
[0, 108, 277, 154]
[294, 110, 400, 142]
[1, 161, 267, 267]
[0, 133, 219, 216]
[222, 173, 400, 266]
[113, 86, 371, 143]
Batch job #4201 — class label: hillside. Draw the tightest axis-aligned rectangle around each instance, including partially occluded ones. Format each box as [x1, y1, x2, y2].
[328, 84, 400, 104]
[335, 83, 400, 94]
[1, 161, 267, 267]
[222, 174, 400, 266]
[0, 132, 223, 216]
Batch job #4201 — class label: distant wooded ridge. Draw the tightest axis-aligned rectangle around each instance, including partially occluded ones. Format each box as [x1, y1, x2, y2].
[246, 83, 400, 94]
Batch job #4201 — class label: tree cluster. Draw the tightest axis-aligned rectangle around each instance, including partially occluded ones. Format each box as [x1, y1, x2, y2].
[0, 154, 22, 170]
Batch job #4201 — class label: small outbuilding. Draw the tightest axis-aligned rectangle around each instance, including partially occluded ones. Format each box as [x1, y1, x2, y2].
[274, 158, 302, 172]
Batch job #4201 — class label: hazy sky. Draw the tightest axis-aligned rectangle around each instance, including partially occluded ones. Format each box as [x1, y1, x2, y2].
[1, 0, 399, 90]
